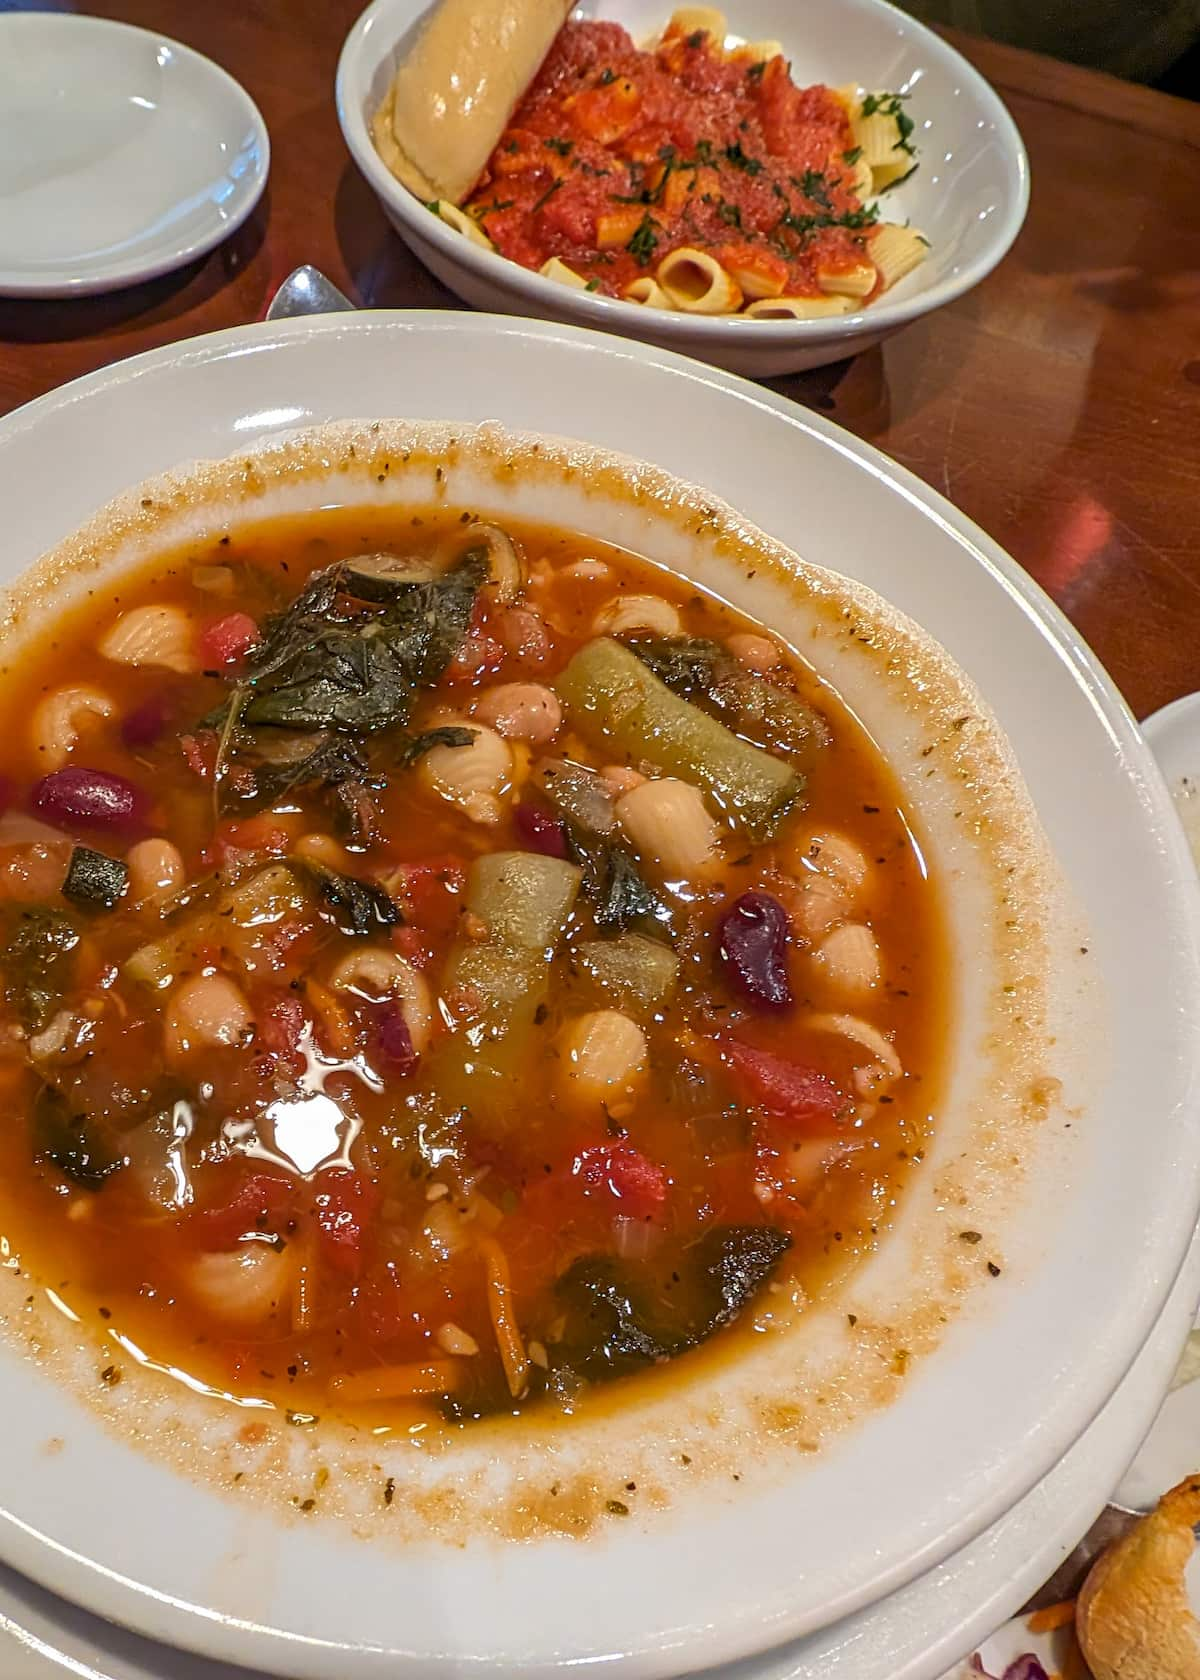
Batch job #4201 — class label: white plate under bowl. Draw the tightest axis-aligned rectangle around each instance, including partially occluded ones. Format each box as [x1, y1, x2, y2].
[0, 14, 269, 297]
[336, 0, 1029, 376]
[0, 315, 1196, 1677]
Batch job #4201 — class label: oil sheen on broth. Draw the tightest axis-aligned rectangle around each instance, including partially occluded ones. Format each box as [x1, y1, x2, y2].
[0, 508, 942, 1429]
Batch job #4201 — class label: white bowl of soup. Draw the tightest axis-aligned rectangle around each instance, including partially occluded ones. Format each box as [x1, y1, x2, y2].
[336, 0, 1029, 376]
[0, 314, 1194, 1678]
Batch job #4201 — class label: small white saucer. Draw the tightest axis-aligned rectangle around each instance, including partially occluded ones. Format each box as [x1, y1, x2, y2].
[0, 14, 269, 297]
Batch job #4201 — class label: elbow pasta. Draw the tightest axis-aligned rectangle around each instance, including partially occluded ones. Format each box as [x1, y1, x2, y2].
[410, 8, 932, 322]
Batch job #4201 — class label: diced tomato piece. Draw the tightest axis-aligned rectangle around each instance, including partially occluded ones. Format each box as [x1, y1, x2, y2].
[214, 813, 293, 868]
[725, 1043, 846, 1140]
[180, 731, 218, 781]
[199, 612, 259, 669]
[573, 1142, 669, 1217]
[443, 630, 505, 685]
[391, 924, 434, 969]
[314, 1168, 380, 1277]
[193, 1167, 294, 1249]
[400, 856, 467, 936]
[256, 990, 307, 1058]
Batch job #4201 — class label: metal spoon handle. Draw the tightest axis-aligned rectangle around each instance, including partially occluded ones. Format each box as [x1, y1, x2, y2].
[265, 265, 355, 320]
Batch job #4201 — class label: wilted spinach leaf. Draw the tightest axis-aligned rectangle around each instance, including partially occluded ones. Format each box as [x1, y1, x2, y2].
[1, 909, 81, 1030]
[302, 860, 400, 937]
[553, 1254, 676, 1379]
[397, 726, 476, 766]
[567, 828, 668, 934]
[33, 1084, 126, 1190]
[222, 732, 377, 815]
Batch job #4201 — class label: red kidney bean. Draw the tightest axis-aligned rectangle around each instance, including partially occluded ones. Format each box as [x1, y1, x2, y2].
[376, 1004, 418, 1074]
[716, 889, 792, 1009]
[514, 802, 569, 859]
[31, 767, 147, 834]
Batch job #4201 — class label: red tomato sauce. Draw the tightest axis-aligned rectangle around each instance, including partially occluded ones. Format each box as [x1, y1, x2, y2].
[463, 20, 880, 301]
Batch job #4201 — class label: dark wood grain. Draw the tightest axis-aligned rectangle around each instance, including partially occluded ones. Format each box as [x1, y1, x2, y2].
[2, 3, 1198, 720]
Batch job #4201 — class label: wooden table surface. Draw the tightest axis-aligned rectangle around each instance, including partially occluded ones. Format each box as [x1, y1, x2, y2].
[2, 1, 1199, 721]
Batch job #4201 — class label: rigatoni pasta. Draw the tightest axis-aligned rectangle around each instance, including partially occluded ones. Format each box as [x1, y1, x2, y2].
[372, 3, 930, 321]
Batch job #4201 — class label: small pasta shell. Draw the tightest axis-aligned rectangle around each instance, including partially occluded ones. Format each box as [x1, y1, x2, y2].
[617, 777, 720, 879]
[188, 1246, 292, 1325]
[541, 257, 589, 290]
[559, 1010, 648, 1113]
[31, 684, 115, 769]
[657, 246, 743, 314]
[418, 723, 512, 826]
[815, 923, 882, 995]
[100, 605, 196, 674]
[593, 594, 683, 637]
[329, 947, 432, 1053]
[433, 201, 494, 249]
[806, 1012, 902, 1083]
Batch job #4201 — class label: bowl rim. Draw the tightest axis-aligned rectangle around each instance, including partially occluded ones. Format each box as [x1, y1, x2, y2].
[334, 0, 1031, 344]
[0, 313, 1197, 1678]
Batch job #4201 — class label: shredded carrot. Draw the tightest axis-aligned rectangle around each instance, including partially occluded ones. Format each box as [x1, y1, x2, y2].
[1029, 1600, 1077, 1634]
[303, 978, 356, 1057]
[477, 1235, 529, 1398]
[330, 1360, 460, 1404]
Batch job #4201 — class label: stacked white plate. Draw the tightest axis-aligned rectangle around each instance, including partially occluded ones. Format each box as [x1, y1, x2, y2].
[0, 314, 1196, 1678]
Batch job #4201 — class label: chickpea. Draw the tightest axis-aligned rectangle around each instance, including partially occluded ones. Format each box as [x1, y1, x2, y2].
[474, 682, 562, 745]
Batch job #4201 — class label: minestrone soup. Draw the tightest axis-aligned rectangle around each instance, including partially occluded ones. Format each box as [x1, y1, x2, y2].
[0, 506, 942, 1426]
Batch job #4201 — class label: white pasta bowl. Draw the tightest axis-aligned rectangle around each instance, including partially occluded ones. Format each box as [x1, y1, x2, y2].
[336, 0, 1029, 376]
[0, 313, 1195, 1680]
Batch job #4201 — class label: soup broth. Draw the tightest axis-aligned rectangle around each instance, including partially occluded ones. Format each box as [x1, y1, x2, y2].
[0, 507, 942, 1427]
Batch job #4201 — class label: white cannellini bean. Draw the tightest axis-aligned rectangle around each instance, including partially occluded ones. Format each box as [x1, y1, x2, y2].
[31, 684, 115, 769]
[99, 604, 196, 674]
[815, 923, 882, 995]
[329, 947, 432, 1053]
[593, 593, 683, 638]
[419, 723, 512, 825]
[616, 777, 720, 878]
[187, 1245, 293, 1325]
[164, 974, 254, 1058]
[558, 1011, 648, 1113]
[125, 838, 185, 908]
[726, 633, 782, 672]
[293, 832, 355, 873]
[474, 683, 562, 745]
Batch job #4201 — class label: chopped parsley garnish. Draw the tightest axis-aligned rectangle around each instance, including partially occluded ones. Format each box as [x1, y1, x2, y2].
[860, 91, 916, 155]
[717, 200, 742, 228]
[842, 146, 862, 165]
[424, 200, 440, 213]
[685, 28, 704, 47]
[473, 198, 515, 217]
[504, 139, 519, 155]
[723, 143, 763, 175]
[626, 212, 660, 265]
[598, 67, 617, 85]
[797, 169, 832, 208]
[585, 278, 602, 291]
[779, 202, 880, 239]
[543, 137, 574, 156]
[877, 161, 919, 193]
[746, 59, 766, 80]
[694, 139, 715, 165]
[532, 178, 563, 213]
